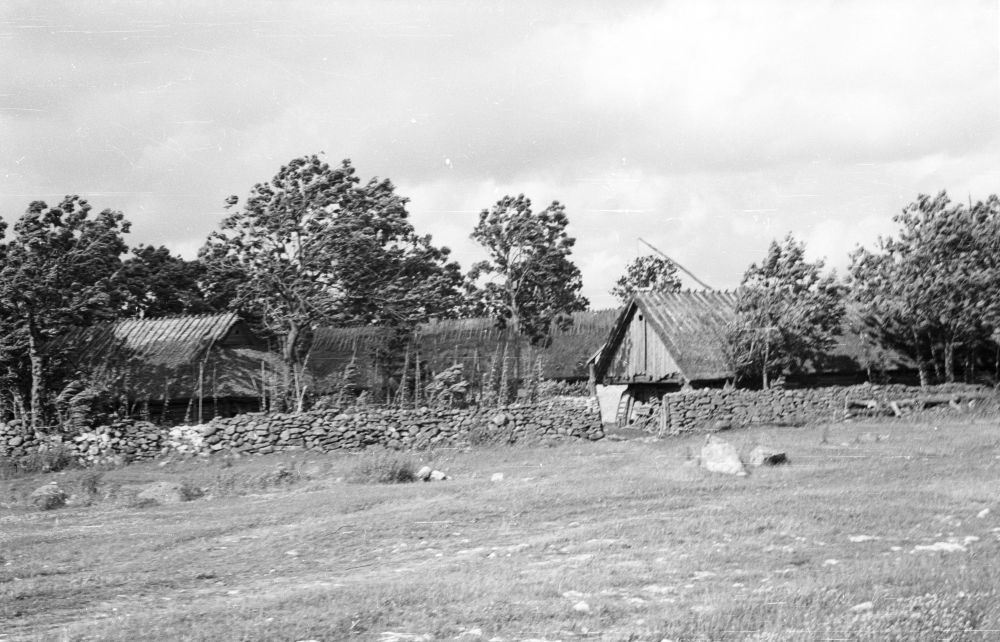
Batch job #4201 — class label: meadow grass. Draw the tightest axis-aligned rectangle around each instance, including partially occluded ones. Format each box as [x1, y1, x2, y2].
[1, 415, 999, 641]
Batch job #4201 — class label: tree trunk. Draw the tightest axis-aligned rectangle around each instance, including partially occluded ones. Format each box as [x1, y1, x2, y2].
[26, 316, 45, 430]
[282, 321, 301, 412]
[508, 301, 522, 402]
[943, 341, 956, 383]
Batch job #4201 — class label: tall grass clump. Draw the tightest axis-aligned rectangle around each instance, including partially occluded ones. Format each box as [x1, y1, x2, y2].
[348, 449, 418, 484]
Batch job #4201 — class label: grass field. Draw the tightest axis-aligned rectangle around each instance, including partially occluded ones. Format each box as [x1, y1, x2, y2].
[3, 415, 1000, 641]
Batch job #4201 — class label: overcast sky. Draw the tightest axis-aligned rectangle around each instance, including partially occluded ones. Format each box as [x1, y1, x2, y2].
[2, 1, 998, 310]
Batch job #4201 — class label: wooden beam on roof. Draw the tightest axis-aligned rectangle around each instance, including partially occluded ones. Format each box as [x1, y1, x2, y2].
[638, 238, 713, 290]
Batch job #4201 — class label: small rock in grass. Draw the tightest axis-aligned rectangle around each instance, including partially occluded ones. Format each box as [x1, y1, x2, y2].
[850, 601, 874, 613]
[457, 628, 483, 638]
[572, 600, 590, 613]
[136, 481, 202, 505]
[747, 445, 788, 467]
[700, 435, 746, 476]
[977, 508, 990, 519]
[415, 466, 432, 481]
[490, 472, 504, 482]
[823, 559, 839, 566]
[30, 482, 68, 510]
[429, 470, 448, 481]
[848, 535, 879, 543]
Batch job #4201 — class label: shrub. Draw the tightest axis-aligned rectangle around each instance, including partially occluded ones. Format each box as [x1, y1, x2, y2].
[348, 449, 418, 484]
[20, 443, 78, 473]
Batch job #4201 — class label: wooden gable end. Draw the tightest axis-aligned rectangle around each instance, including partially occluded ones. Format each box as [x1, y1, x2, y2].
[602, 306, 683, 383]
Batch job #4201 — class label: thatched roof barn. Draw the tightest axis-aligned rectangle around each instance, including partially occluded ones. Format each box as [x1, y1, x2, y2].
[306, 309, 620, 396]
[592, 291, 914, 390]
[57, 313, 280, 422]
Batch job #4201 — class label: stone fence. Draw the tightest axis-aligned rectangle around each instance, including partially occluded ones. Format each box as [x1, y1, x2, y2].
[632, 383, 999, 434]
[0, 397, 604, 464]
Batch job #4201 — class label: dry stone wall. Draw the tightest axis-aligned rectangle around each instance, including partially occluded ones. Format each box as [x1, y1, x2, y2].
[199, 399, 603, 454]
[0, 398, 604, 464]
[643, 383, 998, 434]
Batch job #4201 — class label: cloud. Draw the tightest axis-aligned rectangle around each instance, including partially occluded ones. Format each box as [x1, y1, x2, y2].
[1, 0, 997, 311]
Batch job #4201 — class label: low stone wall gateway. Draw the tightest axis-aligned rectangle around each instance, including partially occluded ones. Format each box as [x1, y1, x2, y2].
[0, 397, 604, 463]
[638, 383, 999, 434]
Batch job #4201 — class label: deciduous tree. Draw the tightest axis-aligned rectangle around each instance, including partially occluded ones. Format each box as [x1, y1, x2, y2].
[726, 234, 845, 388]
[0, 197, 130, 427]
[200, 154, 463, 408]
[468, 194, 589, 345]
[610, 255, 682, 303]
[117, 245, 216, 317]
[849, 192, 1000, 384]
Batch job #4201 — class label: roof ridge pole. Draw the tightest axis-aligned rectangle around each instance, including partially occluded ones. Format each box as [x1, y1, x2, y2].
[638, 237, 713, 290]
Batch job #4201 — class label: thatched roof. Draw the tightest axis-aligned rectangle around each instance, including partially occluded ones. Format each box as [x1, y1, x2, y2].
[307, 309, 620, 389]
[593, 291, 914, 384]
[594, 291, 737, 382]
[57, 313, 279, 400]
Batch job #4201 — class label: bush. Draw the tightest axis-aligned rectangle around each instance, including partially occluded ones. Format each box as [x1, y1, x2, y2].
[0, 443, 79, 478]
[20, 443, 78, 473]
[348, 449, 418, 484]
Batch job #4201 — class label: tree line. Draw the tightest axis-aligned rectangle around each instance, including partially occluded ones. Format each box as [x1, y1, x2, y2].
[1, 150, 997, 426]
[0, 155, 590, 426]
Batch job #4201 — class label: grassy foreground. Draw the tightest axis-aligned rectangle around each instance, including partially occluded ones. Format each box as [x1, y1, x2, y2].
[2, 416, 1000, 641]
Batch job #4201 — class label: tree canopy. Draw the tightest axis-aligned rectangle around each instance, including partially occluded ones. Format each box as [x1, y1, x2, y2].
[200, 154, 463, 405]
[610, 254, 682, 303]
[849, 192, 1000, 384]
[726, 234, 845, 388]
[468, 194, 589, 345]
[117, 245, 217, 317]
[0, 197, 131, 426]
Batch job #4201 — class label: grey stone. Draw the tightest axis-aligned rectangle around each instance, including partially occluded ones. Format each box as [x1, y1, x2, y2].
[415, 465, 433, 481]
[136, 481, 202, 505]
[700, 435, 747, 476]
[747, 445, 788, 467]
[429, 470, 448, 481]
[30, 482, 68, 510]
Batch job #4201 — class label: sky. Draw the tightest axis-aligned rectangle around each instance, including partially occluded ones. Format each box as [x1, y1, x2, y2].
[2, 1, 998, 310]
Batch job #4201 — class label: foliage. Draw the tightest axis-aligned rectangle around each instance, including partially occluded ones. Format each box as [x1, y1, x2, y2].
[116, 245, 218, 317]
[348, 449, 418, 484]
[17, 442, 79, 474]
[849, 192, 1000, 384]
[0, 197, 131, 427]
[726, 234, 846, 388]
[468, 194, 589, 345]
[610, 254, 683, 303]
[200, 155, 463, 408]
[424, 363, 470, 407]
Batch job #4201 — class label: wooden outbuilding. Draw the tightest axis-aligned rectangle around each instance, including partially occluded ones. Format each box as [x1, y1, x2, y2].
[590, 291, 915, 420]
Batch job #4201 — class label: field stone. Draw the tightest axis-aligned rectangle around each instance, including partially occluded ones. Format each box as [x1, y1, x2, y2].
[747, 445, 788, 467]
[700, 435, 746, 476]
[429, 470, 448, 481]
[136, 481, 200, 504]
[30, 482, 68, 510]
[415, 466, 433, 481]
